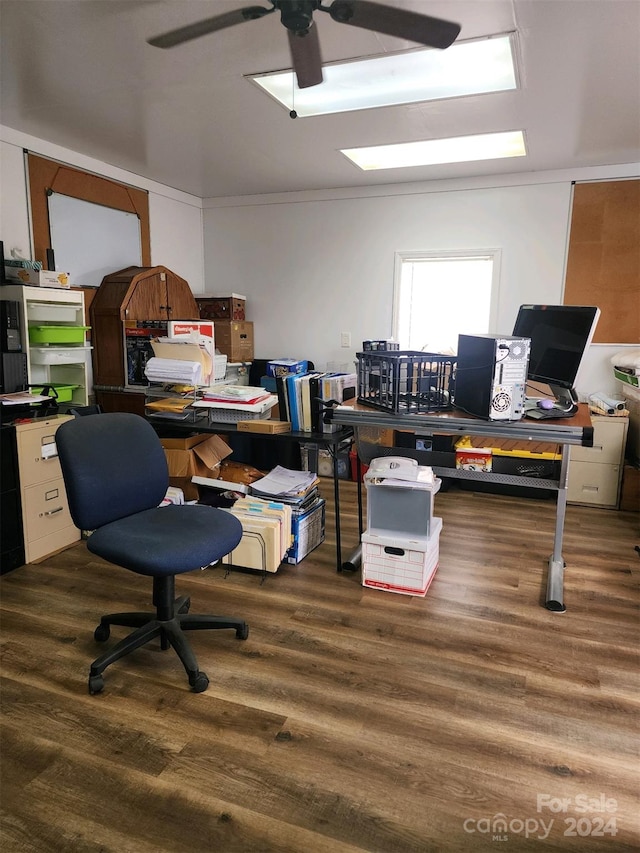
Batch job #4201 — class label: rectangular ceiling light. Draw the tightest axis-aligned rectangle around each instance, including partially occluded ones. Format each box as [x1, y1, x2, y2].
[250, 34, 517, 117]
[341, 130, 527, 170]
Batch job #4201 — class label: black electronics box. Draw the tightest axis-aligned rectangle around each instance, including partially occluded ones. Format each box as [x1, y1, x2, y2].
[1, 300, 22, 352]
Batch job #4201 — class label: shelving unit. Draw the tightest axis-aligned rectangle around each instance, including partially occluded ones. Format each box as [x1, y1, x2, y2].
[2, 285, 91, 409]
[144, 383, 205, 424]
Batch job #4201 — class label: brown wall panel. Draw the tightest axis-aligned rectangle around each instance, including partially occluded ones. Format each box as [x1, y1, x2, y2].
[564, 179, 640, 343]
[27, 153, 151, 274]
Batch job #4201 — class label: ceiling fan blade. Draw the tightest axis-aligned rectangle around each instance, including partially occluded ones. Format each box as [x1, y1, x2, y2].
[288, 25, 324, 89]
[147, 6, 273, 49]
[328, 0, 461, 49]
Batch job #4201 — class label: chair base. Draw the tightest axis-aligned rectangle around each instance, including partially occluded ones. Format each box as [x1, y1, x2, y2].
[87, 576, 248, 694]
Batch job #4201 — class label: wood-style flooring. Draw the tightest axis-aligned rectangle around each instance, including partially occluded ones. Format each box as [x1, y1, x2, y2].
[1, 482, 639, 852]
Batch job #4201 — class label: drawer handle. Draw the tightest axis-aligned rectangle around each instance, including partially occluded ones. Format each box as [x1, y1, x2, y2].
[43, 506, 64, 516]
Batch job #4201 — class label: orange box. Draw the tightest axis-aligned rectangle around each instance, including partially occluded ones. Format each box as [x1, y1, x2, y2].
[455, 447, 492, 472]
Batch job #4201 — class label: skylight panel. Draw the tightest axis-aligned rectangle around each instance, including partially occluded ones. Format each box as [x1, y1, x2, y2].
[249, 34, 517, 117]
[340, 131, 527, 170]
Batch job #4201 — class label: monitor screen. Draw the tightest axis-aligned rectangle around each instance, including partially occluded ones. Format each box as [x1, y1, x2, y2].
[512, 304, 600, 390]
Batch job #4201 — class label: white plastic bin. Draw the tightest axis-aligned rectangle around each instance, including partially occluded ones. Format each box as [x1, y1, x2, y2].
[365, 462, 441, 538]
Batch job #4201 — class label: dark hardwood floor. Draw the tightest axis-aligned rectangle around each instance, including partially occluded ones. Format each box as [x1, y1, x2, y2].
[1, 481, 638, 852]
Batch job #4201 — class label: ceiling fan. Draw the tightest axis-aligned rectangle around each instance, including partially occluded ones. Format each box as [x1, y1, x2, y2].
[147, 1, 461, 89]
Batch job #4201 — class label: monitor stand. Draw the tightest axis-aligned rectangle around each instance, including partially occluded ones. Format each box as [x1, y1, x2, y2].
[525, 386, 579, 420]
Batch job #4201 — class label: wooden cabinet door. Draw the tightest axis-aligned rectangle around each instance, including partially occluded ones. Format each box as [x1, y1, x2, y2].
[166, 280, 199, 319]
[124, 272, 168, 320]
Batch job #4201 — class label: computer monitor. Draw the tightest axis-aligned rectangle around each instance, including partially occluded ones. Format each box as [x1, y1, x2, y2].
[512, 304, 600, 414]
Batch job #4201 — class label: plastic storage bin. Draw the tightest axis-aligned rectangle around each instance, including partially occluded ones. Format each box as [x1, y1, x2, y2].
[365, 468, 441, 538]
[30, 384, 79, 403]
[27, 304, 82, 324]
[30, 347, 92, 365]
[357, 350, 455, 413]
[28, 326, 90, 344]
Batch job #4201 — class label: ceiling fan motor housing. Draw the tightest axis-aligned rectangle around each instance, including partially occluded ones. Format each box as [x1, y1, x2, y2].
[276, 0, 319, 34]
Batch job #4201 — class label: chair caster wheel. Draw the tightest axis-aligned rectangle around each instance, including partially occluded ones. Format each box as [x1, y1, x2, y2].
[189, 671, 209, 693]
[94, 623, 110, 642]
[88, 674, 104, 695]
[236, 623, 249, 640]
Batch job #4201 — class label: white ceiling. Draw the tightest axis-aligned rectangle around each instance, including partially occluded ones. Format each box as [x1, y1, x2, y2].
[1, 0, 639, 199]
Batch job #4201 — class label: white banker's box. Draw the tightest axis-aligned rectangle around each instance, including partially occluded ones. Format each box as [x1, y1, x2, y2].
[362, 517, 442, 597]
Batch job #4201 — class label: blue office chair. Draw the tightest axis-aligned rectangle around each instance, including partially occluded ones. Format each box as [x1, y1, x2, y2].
[56, 413, 247, 695]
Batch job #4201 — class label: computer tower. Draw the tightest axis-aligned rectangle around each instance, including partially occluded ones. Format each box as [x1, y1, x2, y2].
[0, 300, 22, 352]
[0, 351, 28, 394]
[454, 334, 530, 420]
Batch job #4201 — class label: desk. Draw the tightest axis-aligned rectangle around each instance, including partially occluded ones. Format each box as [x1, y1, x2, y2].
[327, 402, 594, 612]
[149, 417, 353, 571]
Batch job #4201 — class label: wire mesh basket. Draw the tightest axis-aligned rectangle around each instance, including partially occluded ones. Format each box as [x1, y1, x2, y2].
[357, 351, 456, 414]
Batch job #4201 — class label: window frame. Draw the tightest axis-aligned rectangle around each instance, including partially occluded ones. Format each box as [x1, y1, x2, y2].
[391, 248, 503, 350]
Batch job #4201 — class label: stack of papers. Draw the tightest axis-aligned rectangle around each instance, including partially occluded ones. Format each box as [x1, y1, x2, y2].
[250, 465, 319, 503]
[0, 390, 52, 405]
[201, 385, 272, 404]
[145, 357, 203, 385]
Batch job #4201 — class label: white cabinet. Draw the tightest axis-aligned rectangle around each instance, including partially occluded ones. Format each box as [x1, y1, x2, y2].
[568, 415, 629, 508]
[2, 285, 91, 408]
[15, 415, 80, 562]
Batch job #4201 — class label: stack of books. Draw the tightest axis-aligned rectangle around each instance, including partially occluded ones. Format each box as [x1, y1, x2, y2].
[275, 371, 357, 433]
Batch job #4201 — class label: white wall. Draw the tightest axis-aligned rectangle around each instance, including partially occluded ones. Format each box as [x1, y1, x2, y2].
[204, 182, 572, 361]
[202, 172, 638, 398]
[0, 127, 205, 293]
[1, 125, 634, 398]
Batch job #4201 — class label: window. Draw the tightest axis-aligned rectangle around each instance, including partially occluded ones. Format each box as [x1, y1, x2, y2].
[392, 251, 500, 353]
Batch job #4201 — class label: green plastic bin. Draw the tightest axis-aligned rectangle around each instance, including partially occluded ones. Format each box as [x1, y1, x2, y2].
[30, 384, 79, 402]
[28, 325, 90, 344]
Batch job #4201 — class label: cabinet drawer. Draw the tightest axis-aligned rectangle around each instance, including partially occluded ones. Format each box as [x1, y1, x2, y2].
[26, 525, 80, 564]
[22, 479, 76, 546]
[568, 461, 621, 507]
[571, 418, 626, 465]
[17, 428, 63, 487]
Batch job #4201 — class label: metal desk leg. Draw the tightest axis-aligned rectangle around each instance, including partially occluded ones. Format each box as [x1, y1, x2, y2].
[357, 454, 363, 537]
[340, 453, 364, 573]
[546, 447, 570, 613]
[333, 446, 342, 572]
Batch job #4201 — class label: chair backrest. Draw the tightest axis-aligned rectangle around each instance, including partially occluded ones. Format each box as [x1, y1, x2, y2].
[56, 413, 169, 531]
[68, 404, 103, 417]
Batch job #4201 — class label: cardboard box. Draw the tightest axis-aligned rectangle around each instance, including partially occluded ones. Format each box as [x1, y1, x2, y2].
[619, 464, 639, 512]
[266, 359, 308, 378]
[168, 320, 215, 358]
[213, 320, 254, 362]
[623, 394, 640, 464]
[362, 517, 442, 597]
[160, 433, 232, 500]
[285, 498, 325, 564]
[196, 295, 246, 321]
[455, 447, 492, 472]
[4, 267, 71, 288]
[236, 419, 291, 434]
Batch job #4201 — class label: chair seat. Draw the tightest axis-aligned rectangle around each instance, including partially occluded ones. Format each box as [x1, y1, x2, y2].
[87, 505, 243, 577]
